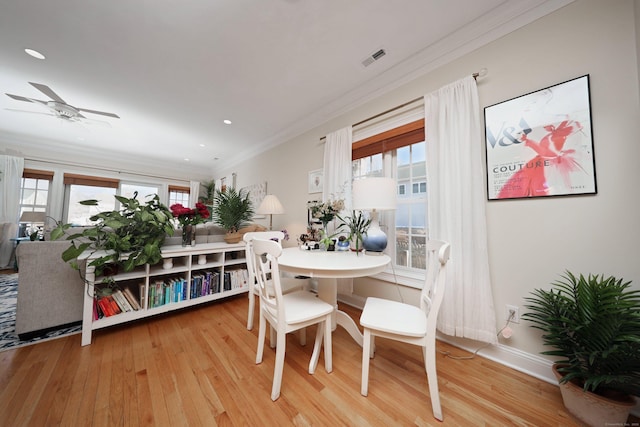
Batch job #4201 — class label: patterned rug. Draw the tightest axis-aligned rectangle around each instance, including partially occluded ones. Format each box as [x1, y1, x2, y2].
[0, 273, 81, 351]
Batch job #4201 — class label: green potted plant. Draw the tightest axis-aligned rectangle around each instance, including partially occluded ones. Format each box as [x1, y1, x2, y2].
[211, 187, 254, 243]
[51, 192, 175, 277]
[336, 210, 371, 253]
[522, 271, 640, 426]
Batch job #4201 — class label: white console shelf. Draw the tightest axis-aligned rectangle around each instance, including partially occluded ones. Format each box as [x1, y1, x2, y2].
[81, 241, 247, 346]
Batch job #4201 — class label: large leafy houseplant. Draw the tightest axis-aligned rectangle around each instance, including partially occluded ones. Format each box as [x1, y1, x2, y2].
[522, 271, 640, 399]
[52, 192, 175, 277]
[211, 187, 254, 242]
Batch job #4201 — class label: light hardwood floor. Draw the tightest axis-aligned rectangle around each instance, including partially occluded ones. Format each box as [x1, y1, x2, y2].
[0, 294, 583, 426]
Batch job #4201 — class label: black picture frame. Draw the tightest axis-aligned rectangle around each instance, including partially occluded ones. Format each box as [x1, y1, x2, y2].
[484, 75, 596, 200]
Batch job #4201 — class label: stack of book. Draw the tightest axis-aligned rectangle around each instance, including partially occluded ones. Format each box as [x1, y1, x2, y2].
[94, 287, 141, 319]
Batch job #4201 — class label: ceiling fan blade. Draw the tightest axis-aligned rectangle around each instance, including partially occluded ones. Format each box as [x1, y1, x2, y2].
[77, 107, 120, 119]
[29, 82, 67, 103]
[6, 93, 49, 105]
[6, 93, 33, 102]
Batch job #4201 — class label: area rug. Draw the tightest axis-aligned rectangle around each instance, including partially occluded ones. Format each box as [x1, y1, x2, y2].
[0, 273, 81, 351]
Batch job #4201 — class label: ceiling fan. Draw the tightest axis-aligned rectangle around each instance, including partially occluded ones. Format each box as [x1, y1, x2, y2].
[5, 82, 120, 121]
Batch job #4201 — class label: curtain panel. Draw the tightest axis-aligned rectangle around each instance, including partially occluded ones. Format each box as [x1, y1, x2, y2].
[425, 76, 497, 344]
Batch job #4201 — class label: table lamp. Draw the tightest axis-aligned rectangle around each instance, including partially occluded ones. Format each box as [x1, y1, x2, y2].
[19, 211, 46, 240]
[352, 177, 397, 253]
[256, 194, 285, 230]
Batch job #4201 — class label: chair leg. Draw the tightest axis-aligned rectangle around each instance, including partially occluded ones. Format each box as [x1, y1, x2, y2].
[247, 290, 255, 330]
[309, 323, 324, 374]
[425, 340, 443, 421]
[270, 325, 276, 348]
[361, 328, 371, 396]
[323, 314, 332, 373]
[256, 313, 266, 364]
[298, 328, 307, 346]
[271, 330, 286, 401]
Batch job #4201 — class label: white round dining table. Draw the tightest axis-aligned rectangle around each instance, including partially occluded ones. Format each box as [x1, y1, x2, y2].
[278, 247, 390, 346]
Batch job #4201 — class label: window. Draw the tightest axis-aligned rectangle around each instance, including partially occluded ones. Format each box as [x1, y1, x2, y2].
[19, 169, 53, 236]
[168, 185, 190, 206]
[63, 174, 118, 226]
[352, 118, 427, 275]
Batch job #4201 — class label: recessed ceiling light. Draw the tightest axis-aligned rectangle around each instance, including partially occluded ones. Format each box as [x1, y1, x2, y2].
[199, 143, 205, 147]
[184, 158, 190, 162]
[24, 48, 45, 59]
[223, 119, 232, 125]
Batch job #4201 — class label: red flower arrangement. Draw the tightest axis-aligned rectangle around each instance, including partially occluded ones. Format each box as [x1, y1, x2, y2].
[170, 202, 210, 227]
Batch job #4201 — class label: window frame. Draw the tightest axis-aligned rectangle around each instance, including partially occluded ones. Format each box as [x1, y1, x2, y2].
[352, 119, 427, 289]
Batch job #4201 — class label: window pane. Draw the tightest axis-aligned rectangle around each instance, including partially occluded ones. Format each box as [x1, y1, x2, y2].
[67, 185, 117, 225]
[410, 235, 427, 269]
[397, 146, 410, 166]
[22, 188, 36, 205]
[35, 189, 48, 205]
[23, 178, 37, 189]
[121, 183, 159, 201]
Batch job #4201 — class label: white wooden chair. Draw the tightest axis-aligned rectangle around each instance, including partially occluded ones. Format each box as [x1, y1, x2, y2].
[360, 240, 450, 421]
[252, 238, 333, 401]
[243, 231, 309, 332]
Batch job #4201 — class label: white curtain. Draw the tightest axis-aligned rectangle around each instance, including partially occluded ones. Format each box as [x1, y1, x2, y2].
[323, 126, 353, 294]
[425, 77, 497, 344]
[189, 180, 200, 206]
[0, 155, 24, 268]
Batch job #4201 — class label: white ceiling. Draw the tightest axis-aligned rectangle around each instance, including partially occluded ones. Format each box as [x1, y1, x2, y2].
[0, 0, 570, 179]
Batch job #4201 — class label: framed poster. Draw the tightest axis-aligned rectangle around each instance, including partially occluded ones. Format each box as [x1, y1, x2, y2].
[308, 169, 323, 193]
[484, 75, 596, 200]
[241, 181, 267, 218]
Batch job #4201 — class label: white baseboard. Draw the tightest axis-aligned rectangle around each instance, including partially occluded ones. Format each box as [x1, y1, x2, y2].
[337, 294, 640, 417]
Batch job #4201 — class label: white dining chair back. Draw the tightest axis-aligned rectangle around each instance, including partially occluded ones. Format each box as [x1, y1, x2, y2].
[244, 231, 309, 331]
[252, 238, 333, 401]
[360, 240, 450, 421]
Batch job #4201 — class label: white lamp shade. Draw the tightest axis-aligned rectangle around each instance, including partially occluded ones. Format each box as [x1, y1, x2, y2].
[19, 211, 46, 223]
[256, 194, 285, 215]
[352, 177, 397, 211]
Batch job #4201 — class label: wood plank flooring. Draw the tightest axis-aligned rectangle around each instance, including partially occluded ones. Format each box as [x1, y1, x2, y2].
[0, 294, 583, 426]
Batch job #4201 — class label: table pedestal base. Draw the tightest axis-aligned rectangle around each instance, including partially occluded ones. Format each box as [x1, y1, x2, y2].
[317, 278, 363, 347]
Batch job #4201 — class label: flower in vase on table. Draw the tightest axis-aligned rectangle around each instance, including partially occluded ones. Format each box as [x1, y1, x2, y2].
[310, 199, 345, 224]
[170, 202, 210, 227]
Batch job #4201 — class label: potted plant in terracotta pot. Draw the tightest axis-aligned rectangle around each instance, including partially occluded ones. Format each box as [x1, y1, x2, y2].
[522, 271, 640, 426]
[211, 187, 254, 243]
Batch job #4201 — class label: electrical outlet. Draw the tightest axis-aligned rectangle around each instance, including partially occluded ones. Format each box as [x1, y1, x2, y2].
[506, 304, 520, 323]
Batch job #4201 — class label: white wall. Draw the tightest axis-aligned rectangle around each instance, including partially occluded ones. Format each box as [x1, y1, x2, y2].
[218, 0, 640, 381]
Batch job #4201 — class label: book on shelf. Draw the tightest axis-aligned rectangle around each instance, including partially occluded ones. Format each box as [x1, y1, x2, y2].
[123, 287, 141, 310]
[113, 290, 134, 312]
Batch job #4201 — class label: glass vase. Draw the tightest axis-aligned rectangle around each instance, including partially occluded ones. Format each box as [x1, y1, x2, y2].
[182, 224, 196, 247]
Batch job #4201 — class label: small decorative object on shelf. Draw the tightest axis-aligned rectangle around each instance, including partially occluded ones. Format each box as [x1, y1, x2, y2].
[163, 258, 173, 269]
[198, 254, 207, 265]
[170, 202, 210, 247]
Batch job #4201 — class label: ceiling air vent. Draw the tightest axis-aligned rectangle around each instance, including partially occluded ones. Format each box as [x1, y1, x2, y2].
[361, 48, 386, 67]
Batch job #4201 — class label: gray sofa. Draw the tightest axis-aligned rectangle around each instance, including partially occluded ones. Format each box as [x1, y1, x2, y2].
[15, 240, 85, 339]
[14, 222, 239, 339]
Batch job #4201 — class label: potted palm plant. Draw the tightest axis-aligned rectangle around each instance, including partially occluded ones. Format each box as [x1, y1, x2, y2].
[51, 192, 175, 277]
[211, 187, 254, 243]
[336, 210, 371, 253]
[522, 271, 640, 426]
